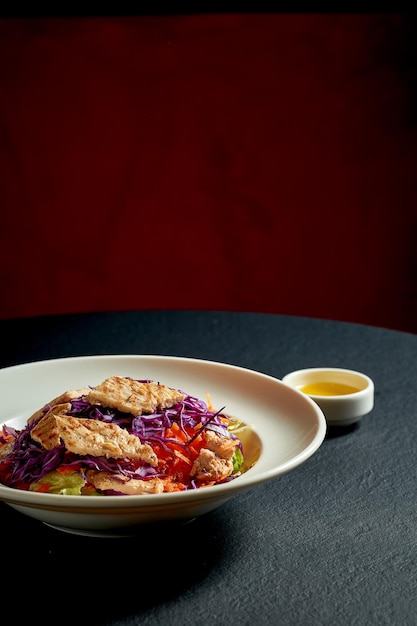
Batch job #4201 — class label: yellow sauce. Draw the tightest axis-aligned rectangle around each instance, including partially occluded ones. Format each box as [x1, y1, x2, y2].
[299, 381, 360, 396]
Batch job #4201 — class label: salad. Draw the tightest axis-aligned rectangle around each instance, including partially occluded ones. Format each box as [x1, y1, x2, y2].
[0, 375, 248, 496]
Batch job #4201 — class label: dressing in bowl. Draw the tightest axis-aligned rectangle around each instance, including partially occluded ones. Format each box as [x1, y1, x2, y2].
[282, 367, 374, 427]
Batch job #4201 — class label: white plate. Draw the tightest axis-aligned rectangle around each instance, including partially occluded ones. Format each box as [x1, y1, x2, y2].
[0, 355, 326, 536]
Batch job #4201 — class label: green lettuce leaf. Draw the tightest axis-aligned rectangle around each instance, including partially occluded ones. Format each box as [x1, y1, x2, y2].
[30, 469, 86, 495]
[232, 447, 244, 473]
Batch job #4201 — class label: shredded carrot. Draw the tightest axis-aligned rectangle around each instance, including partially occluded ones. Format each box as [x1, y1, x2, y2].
[165, 422, 188, 443]
[173, 449, 192, 465]
[163, 480, 187, 493]
[188, 442, 202, 457]
[206, 391, 213, 410]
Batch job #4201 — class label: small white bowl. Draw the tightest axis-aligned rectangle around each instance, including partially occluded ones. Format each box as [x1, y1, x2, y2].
[282, 367, 374, 427]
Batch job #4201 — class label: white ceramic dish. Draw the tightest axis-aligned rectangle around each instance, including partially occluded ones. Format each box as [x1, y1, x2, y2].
[0, 355, 326, 537]
[282, 367, 374, 426]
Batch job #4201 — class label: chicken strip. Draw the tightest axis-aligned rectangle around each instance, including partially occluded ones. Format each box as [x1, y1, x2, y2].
[29, 403, 72, 448]
[87, 376, 185, 415]
[31, 413, 157, 465]
[190, 448, 234, 483]
[0, 441, 13, 459]
[86, 471, 164, 495]
[202, 430, 237, 460]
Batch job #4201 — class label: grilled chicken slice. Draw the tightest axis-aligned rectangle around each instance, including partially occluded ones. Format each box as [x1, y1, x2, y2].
[202, 430, 237, 460]
[29, 403, 71, 448]
[30, 413, 157, 465]
[0, 441, 13, 459]
[86, 376, 185, 415]
[86, 471, 164, 495]
[190, 448, 234, 483]
[190, 430, 238, 483]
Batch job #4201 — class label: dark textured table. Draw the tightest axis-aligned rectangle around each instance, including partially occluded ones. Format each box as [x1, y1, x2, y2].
[1, 310, 416, 626]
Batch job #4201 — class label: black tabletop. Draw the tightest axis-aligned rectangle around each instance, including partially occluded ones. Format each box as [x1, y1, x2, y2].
[1, 310, 416, 626]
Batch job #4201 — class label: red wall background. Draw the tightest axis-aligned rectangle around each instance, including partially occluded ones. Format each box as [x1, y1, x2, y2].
[1, 13, 416, 332]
